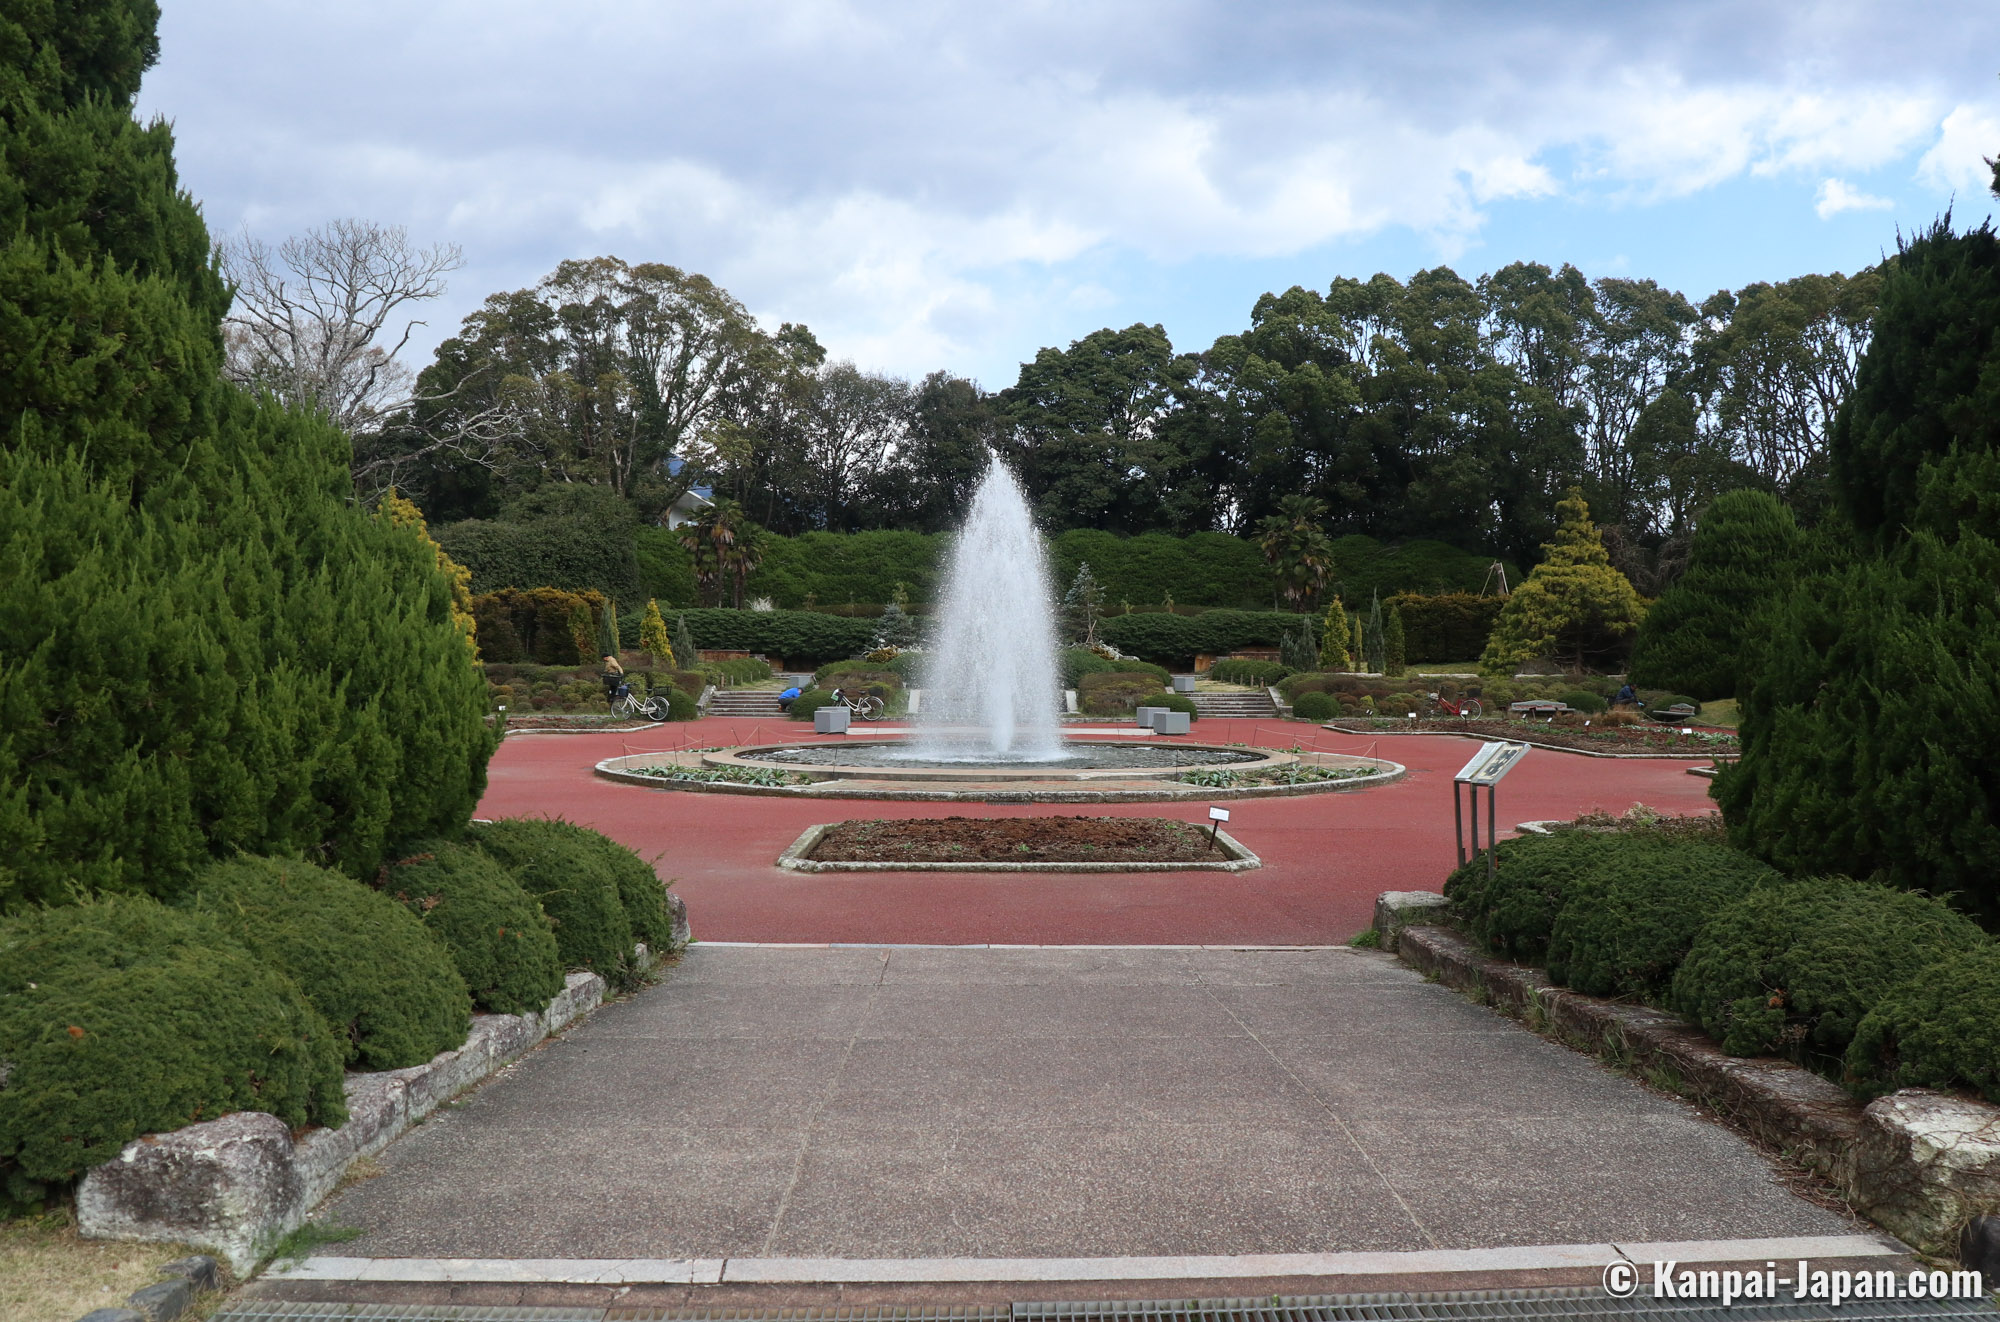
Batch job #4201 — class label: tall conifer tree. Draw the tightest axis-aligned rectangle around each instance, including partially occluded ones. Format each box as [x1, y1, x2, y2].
[0, 1, 494, 908]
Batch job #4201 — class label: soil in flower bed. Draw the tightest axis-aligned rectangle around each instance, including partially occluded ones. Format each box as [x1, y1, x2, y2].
[810, 816, 1225, 863]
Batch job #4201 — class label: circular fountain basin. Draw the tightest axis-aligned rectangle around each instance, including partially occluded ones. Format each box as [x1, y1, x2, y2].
[726, 740, 1274, 779]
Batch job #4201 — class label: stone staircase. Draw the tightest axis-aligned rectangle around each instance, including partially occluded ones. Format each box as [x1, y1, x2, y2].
[1187, 686, 1278, 719]
[704, 674, 811, 718]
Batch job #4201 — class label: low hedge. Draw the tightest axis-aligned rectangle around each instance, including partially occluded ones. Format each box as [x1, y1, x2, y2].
[377, 841, 565, 1015]
[1541, 838, 1781, 998]
[703, 657, 773, 685]
[472, 818, 636, 984]
[0, 897, 347, 1198]
[183, 856, 471, 1070]
[663, 686, 698, 720]
[1444, 830, 1623, 963]
[1208, 658, 1289, 686]
[1846, 944, 2000, 1102]
[1670, 877, 1990, 1066]
[787, 687, 840, 720]
[1559, 689, 1609, 714]
[1291, 691, 1338, 721]
[1077, 672, 1170, 717]
[489, 819, 676, 953]
[1152, 692, 1198, 719]
[671, 608, 875, 666]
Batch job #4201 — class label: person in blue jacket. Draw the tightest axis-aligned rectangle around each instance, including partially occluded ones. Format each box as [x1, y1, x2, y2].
[778, 685, 802, 711]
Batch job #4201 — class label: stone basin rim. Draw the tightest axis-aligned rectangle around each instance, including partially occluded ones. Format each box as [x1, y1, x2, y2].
[702, 738, 1295, 783]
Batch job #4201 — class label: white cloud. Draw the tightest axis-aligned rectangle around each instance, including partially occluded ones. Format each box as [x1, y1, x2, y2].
[1917, 104, 2000, 196]
[138, 1, 2000, 383]
[1815, 178, 1894, 220]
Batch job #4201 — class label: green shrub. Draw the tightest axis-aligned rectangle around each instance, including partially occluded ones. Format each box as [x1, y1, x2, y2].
[183, 856, 470, 1070]
[1059, 647, 1123, 688]
[787, 688, 840, 719]
[472, 819, 635, 982]
[1209, 658, 1289, 685]
[1292, 691, 1338, 721]
[470, 587, 608, 665]
[666, 608, 875, 666]
[1077, 672, 1172, 716]
[487, 819, 676, 953]
[1560, 689, 1608, 713]
[1444, 831, 1619, 963]
[1278, 671, 1348, 698]
[377, 841, 564, 1015]
[1153, 692, 1198, 719]
[0, 897, 347, 1195]
[813, 661, 906, 690]
[663, 687, 698, 720]
[1671, 877, 1990, 1065]
[1542, 839, 1781, 998]
[1846, 944, 2000, 1102]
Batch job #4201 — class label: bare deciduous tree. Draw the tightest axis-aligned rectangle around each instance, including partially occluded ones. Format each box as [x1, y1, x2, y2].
[219, 219, 463, 434]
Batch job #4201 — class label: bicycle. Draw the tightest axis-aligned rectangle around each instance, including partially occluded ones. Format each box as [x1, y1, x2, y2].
[1427, 691, 1484, 720]
[611, 684, 670, 722]
[829, 686, 886, 721]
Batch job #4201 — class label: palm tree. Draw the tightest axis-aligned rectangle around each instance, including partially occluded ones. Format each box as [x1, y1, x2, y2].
[1256, 494, 1335, 610]
[678, 498, 767, 608]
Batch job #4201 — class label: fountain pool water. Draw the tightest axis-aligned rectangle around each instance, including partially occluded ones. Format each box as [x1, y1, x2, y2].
[907, 455, 1066, 762]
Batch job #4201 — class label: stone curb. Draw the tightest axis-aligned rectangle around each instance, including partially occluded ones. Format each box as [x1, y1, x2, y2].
[75, 922, 685, 1276]
[73, 1254, 220, 1322]
[773, 822, 1263, 873]
[1324, 722, 1737, 761]
[595, 756, 1406, 802]
[1376, 908, 2000, 1258]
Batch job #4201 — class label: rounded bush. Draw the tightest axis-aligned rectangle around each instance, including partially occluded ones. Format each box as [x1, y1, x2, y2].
[662, 686, 698, 720]
[1559, 688, 1608, 713]
[1543, 838, 1781, 998]
[1209, 658, 1289, 686]
[476, 819, 674, 954]
[1846, 944, 2000, 1102]
[787, 688, 839, 720]
[1292, 691, 1338, 721]
[1444, 830, 1619, 963]
[1152, 692, 1198, 719]
[472, 818, 635, 981]
[1671, 877, 1990, 1064]
[0, 897, 346, 1192]
[184, 856, 471, 1070]
[378, 841, 565, 1015]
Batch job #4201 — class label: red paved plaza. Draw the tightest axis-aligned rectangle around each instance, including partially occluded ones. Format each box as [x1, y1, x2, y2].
[478, 717, 1719, 946]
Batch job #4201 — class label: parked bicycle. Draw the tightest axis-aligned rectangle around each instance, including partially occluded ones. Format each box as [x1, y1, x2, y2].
[829, 686, 886, 721]
[1427, 691, 1484, 719]
[611, 685, 671, 722]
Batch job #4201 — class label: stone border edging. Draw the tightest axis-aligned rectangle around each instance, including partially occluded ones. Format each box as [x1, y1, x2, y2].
[774, 822, 1263, 873]
[595, 753, 1405, 803]
[75, 922, 685, 1276]
[1369, 893, 2000, 1257]
[74, 1253, 221, 1322]
[1324, 722, 1737, 761]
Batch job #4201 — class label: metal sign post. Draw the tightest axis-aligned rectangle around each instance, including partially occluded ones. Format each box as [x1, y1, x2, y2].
[1453, 741, 1529, 879]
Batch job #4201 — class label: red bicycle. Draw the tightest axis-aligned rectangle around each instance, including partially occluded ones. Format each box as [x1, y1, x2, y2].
[1427, 691, 1484, 719]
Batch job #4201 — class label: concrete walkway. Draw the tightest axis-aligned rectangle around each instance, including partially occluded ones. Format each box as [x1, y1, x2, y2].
[314, 944, 1852, 1262]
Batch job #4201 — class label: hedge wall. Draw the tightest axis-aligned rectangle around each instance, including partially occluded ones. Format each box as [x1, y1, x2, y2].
[1098, 610, 1312, 667]
[671, 608, 877, 665]
[472, 588, 608, 665]
[1386, 593, 1504, 662]
[747, 530, 943, 608]
[437, 485, 643, 604]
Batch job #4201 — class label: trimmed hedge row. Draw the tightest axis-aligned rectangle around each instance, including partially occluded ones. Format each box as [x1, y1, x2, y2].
[671, 608, 876, 665]
[1208, 658, 1289, 686]
[1385, 592, 1504, 662]
[1445, 827, 2000, 1099]
[1098, 610, 1312, 667]
[378, 841, 565, 1015]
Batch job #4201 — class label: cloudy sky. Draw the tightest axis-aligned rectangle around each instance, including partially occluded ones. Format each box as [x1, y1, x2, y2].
[141, 1, 2000, 389]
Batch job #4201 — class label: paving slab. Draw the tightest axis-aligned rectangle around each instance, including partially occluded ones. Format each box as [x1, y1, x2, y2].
[313, 944, 1854, 1262]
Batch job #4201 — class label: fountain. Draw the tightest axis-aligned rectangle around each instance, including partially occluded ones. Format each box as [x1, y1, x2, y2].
[594, 453, 1402, 798]
[912, 455, 1064, 761]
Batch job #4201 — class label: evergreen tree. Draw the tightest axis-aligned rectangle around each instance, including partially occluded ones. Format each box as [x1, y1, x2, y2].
[1061, 561, 1105, 647]
[1627, 489, 1801, 700]
[1348, 609, 1364, 660]
[0, 3, 493, 909]
[640, 600, 675, 667]
[1480, 488, 1647, 673]
[673, 613, 699, 669]
[1383, 606, 1407, 677]
[1280, 621, 1319, 672]
[1721, 213, 2000, 922]
[1363, 591, 1386, 673]
[380, 489, 478, 657]
[1317, 596, 1351, 670]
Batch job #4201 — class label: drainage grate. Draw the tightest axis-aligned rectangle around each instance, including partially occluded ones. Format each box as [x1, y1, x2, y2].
[212, 1290, 2000, 1322]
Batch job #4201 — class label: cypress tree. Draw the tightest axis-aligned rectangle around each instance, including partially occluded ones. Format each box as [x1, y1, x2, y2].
[1363, 591, 1386, 674]
[1317, 596, 1351, 670]
[1721, 216, 2000, 923]
[673, 613, 699, 669]
[1480, 488, 1647, 674]
[1626, 489, 1801, 700]
[1383, 606, 1407, 678]
[0, 3, 494, 909]
[640, 600, 675, 667]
